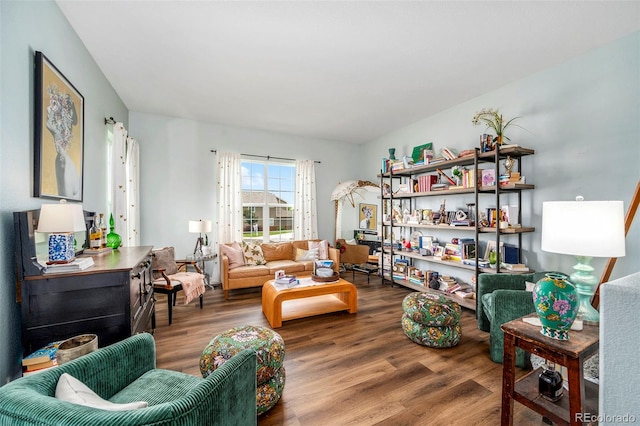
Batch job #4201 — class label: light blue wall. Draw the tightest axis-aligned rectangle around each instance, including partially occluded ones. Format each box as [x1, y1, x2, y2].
[129, 111, 358, 262]
[360, 32, 640, 283]
[0, 0, 128, 382]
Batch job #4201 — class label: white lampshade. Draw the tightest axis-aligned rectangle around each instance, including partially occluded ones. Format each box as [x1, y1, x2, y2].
[541, 199, 625, 258]
[37, 202, 86, 233]
[189, 219, 212, 234]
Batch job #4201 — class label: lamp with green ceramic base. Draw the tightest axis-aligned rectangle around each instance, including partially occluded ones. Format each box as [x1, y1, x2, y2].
[541, 197, 626, 325]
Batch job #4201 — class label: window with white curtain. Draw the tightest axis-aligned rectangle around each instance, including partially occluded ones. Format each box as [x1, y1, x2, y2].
[241, 159, 295, 243]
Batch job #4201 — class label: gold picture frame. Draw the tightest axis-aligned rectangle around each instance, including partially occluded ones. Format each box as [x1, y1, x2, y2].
[358, 203, 377, 230]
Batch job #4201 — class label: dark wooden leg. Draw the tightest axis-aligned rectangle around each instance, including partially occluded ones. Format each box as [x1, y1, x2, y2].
[501, 332, 516, 426]
[167, 292, 173, 325]
[199, 294, 203, 309]
[567, 357, 583, 425]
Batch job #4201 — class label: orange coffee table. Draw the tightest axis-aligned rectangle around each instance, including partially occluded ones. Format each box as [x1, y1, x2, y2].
[262, 277, 358, 328]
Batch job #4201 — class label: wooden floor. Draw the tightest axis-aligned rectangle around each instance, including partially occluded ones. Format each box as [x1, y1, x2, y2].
[154, 273, 544, 425]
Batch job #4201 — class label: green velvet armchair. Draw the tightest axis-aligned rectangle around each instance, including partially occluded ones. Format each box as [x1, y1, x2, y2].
[477, 271, 557, 368]
[0, 333, 257, 425]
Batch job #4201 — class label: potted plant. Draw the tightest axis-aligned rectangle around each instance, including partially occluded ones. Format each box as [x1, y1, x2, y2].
[472, 108, 522, 145]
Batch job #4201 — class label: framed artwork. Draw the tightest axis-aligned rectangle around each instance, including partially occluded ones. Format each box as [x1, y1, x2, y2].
[358, 203, 377, 230]
[34, 51, 84, 201]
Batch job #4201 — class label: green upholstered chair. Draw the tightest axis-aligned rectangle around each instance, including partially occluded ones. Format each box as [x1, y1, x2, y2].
[0, 333, 257, 426]
[477, 271, 558, 368]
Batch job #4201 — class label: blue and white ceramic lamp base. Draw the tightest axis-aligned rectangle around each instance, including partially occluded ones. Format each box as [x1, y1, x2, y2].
[48, 233, 75, 262]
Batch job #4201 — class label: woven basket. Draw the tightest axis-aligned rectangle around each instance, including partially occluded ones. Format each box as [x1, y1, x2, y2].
[311, 272, 340, 283]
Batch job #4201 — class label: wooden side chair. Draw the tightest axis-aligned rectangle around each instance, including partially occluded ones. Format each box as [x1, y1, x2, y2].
[152, 246, 205, 325]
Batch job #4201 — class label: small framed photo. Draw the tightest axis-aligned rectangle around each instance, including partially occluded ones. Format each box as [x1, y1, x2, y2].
[34, 51, 84, 201]
[433, 245, 445, 257]
[359, 203, 377, 230]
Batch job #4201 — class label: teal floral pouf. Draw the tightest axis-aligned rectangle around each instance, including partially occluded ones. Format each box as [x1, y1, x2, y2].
[401, 292, 462, 348]
[200, 325, 286, 415]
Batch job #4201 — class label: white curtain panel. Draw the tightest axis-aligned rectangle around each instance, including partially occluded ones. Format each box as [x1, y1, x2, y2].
[294, 159, 318, 240]
[216, 152, 243, 246]
[110, 123, 139, 247]
[125, 137, 140, 246]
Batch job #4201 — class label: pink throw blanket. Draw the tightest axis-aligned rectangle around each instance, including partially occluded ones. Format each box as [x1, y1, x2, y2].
[169, 272, 206, 305]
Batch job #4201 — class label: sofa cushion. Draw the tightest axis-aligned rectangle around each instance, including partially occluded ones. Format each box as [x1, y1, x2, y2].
[295, 248, 319, 261]
[308, 240, 329, 260]
[110, 369, 202, 406]
[242, 241, 267, 266]
[267, 260, 306, 275]
[221, 242, 245, 270]
[261, 242, 294, 262]
[228, 264, 270, 279]
[56, 373, 148, 411]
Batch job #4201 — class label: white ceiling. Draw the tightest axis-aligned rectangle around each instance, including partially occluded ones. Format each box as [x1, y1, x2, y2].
[57, 1, 640, 144]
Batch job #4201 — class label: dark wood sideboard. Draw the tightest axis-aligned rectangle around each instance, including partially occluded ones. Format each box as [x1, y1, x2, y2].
[13, 208, 156, 355]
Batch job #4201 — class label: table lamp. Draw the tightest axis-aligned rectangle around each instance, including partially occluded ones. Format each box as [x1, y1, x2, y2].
[189, 219, 212, 257]
[37, 200, 86, 263]
[541, 197, 625, 324]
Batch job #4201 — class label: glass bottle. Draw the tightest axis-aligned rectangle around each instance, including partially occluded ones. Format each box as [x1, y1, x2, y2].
[106, 213, 122, 249]
[89, 217, 101, 249]
[539, 363, 563, 402]
[98, 213, 107, 248]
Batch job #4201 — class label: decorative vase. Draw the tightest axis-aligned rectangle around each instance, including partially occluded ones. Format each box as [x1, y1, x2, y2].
[388, 148, 396, 160]
[106, 213, 122, 249]
[532, 273, 578, 340]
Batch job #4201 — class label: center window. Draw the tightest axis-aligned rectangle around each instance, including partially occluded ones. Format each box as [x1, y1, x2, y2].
[241, 159, 295, 243]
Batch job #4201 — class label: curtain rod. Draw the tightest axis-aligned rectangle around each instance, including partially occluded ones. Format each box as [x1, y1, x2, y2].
[104, 116, 117, 125]
[210, 150, 320, 164]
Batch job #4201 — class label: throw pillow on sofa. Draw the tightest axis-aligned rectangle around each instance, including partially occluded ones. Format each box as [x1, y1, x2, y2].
[220, 242, 245, 270]
[262, 242, 294, 262]
[242, 241, 267, 266]
[55, 373, 148, 411]
[295, 248, 319, 261]
[308, 240, 329, 260]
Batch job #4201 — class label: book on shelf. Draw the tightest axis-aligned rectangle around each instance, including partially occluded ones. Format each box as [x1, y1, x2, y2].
[440, 147, 458, 160]
[502, 263, 530, 272]
[481, 169, 496, 187]
[40, 257, 94, 273]
[22, 341, 63, 366]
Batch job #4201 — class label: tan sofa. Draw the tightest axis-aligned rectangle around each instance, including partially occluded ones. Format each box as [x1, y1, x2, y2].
[220, 240, 339, 299]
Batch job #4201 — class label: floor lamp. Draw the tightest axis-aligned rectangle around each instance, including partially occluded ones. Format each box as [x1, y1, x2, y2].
[189, 219, 212, 257]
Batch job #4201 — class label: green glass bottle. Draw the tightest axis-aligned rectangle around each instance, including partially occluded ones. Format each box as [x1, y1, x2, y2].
[106, 213, 122, 249]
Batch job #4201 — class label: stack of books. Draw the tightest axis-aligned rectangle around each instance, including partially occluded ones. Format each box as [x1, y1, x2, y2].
[40, 257, 94, 274]
[22, 341, 62, 375]
[275, 275, 297, 285]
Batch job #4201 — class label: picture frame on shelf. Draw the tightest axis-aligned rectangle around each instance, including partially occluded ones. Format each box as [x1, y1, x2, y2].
[33, 51, 84, 201]
[359, 203, 377, 230]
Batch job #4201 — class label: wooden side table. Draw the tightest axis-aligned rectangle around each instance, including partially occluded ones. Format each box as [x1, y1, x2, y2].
[501, 315, 599, 426]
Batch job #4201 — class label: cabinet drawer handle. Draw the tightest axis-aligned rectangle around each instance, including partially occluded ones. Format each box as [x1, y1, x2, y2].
[131, 272, 141, 279]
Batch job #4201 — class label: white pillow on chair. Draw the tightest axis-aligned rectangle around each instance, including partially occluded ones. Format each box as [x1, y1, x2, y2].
[56, 373, 148, 411]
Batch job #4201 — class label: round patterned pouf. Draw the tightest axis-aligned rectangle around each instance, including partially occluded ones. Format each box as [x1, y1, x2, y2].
[200, 325, 286, 415]
[401, 292, 462, 348]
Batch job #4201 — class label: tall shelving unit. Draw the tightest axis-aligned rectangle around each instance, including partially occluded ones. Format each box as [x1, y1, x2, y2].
[379, 146, 535, 311]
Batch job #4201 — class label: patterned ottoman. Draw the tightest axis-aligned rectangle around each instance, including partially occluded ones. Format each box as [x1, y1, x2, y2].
[401, 292, 462, 348]
[200, 325, 286, 415]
